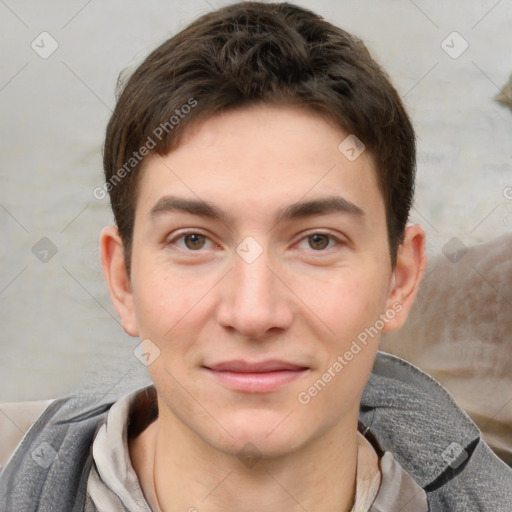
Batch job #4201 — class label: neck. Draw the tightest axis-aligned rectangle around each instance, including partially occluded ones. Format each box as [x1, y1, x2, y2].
[131, 401, 359, 512]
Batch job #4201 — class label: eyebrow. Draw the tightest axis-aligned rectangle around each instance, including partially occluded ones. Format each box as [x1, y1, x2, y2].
[149, 196, 226, 221]
[148, 195, 365, 223]
[277, 195, 364, 223]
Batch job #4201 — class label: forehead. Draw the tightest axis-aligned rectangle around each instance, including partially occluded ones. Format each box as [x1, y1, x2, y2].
[135, 104, 383, 223]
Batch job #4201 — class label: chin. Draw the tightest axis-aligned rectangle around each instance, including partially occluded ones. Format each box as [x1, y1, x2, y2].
[209, 409, 309, 459]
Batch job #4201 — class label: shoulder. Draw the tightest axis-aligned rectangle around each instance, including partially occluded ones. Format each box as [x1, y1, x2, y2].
[361, 352, 512, 509]
[0, 393, 115, 512]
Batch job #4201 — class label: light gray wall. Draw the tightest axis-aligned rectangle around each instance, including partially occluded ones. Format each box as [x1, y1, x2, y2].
[1, 0, 511, 401]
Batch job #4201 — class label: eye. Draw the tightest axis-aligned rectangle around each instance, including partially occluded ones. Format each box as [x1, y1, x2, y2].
[296, 233, 341, 251]
[170, 232, 216, 251]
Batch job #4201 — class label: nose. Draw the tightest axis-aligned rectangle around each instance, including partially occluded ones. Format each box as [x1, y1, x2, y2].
[215, 247, 293, 339]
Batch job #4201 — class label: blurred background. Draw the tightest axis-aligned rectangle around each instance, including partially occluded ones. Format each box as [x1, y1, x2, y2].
[1, 0, 511, 402]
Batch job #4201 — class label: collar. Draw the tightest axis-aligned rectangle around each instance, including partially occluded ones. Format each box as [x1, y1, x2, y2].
[87, 384, 427, 512]
[360, 352, 481, 490]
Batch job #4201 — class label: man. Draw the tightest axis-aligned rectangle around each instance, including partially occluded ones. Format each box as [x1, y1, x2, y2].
[1, 2, 511, 511]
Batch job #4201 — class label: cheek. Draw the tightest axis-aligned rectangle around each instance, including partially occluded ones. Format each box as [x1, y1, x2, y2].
[292, 265, 390, 342]
[130, 254, 222, 359]
[294, 271, 386, 420]
[131, 261, 193, 340]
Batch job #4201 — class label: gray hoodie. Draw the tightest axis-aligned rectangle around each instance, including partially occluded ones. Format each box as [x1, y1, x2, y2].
[1, 352, 511, 511]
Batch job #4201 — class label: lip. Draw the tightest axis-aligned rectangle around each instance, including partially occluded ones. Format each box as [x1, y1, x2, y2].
[207, 359, 307, 372]
[203, 359, 309, 393]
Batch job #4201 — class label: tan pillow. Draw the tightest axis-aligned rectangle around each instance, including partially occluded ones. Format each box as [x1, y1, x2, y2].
[381, 233, 512, 465]
[0, 400, 53, 469]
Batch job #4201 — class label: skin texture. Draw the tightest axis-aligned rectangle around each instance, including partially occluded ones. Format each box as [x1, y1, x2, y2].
[100, 104, 426, 512]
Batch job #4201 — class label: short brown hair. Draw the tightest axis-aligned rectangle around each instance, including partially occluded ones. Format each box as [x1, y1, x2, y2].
[103, 1, 415, 273]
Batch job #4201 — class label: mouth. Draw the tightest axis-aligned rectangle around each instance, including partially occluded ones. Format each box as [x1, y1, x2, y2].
[202, 359, 310, 393]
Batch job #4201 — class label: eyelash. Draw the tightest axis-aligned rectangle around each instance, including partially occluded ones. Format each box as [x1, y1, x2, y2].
[167, 230, 344, 253]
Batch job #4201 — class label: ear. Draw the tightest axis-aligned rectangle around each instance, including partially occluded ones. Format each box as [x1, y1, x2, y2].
[382, 224, 426, 332]
[99, 226, 139, 337]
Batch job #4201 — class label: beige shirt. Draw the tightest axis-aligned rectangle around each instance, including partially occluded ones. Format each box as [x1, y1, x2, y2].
[86, 386, 428, 512]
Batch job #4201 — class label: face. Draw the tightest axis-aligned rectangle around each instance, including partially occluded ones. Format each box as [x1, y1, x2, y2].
[105, 104, 417, 459]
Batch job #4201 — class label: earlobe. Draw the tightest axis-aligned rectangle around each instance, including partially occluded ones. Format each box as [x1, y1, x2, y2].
[99, 226, 139, 337]
[383, 224, 426, 332]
